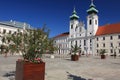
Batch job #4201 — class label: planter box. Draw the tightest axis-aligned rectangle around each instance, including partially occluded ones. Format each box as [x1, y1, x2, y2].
[15, 61, 45, 80]
[101, 55, 106, 59]
[71, 55, 79, 61]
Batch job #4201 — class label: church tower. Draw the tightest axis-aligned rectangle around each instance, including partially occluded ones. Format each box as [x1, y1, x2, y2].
[87, 0, 98, 36]
[86, 0, 99, 55]
[69, 7, 79, 46]
[69, 7, 79, 39]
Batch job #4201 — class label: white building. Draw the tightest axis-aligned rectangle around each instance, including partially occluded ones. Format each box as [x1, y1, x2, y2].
[95, 23, 120, 56]
[54, 32, 69, 54]
[54, 0, 120, 56]
[0, 20, 32, 54]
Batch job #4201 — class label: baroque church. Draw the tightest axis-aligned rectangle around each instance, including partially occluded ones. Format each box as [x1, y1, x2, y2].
[53, 0, 120, 56]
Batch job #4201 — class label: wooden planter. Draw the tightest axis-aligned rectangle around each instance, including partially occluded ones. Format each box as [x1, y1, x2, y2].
[71, 55, 79, 61]
[15, 61, 45, 80]
[101, 55, 106, 59]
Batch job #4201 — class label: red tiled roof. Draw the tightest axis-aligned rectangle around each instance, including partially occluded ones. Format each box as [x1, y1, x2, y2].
[96, 23, 120, 36]
[53, 32, 69, 39]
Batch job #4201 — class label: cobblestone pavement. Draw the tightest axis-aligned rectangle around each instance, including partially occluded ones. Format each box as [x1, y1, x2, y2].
[0, 54, 120, 80]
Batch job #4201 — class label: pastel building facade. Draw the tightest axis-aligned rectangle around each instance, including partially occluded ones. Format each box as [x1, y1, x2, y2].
[54, 0, 120, 56]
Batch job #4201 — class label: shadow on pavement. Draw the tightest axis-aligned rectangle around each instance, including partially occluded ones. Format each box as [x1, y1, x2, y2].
[3, 71, 15, 80]
[111, 62, 120, 65]
[64, 58, 71, 61]
[67, 71, 86, 80]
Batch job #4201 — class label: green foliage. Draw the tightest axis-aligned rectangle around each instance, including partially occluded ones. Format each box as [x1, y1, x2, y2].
[71, 43, 80, 55]
[47, 39, 57, 54]
[0, 45, 9, 54]
[99, 49, 107, 55]
[4, 26, 54, 62]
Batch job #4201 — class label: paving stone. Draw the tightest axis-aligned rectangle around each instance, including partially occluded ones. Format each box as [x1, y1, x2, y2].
[0, 54, 120, 80]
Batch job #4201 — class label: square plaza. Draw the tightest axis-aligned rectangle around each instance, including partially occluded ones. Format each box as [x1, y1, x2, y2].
[0, 54, 120, 80]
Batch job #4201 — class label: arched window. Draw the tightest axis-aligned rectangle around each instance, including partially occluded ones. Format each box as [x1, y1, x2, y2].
[89, 19, 92, 25]
[95, 20, 97, 25]
[71, 25, 73, 29]
[75, 26, 78, 31]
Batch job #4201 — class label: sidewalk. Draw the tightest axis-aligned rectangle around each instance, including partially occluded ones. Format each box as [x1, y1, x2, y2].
[0, 55, 120, 80]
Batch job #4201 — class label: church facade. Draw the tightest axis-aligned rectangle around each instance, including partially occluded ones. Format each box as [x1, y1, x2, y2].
[54, 0, 120, 56]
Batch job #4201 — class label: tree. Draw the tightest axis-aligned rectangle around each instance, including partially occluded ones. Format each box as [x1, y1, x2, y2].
[99, 49, 107, 59]
[5, 26, 52, 62]
[99, 49, 107, 55]
[47, 39, 57, 54]
[71, 43, 80, 55]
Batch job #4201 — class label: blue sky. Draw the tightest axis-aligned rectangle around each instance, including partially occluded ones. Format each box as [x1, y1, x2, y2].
[0, 0, 120, 37]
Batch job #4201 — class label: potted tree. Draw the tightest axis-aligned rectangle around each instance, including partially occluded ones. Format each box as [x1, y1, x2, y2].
[5, 26, 50, 80]
[71, 43, 80, 61]
[99, 49, 107, 59]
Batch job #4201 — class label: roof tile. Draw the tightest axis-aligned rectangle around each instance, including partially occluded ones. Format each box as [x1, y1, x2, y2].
[54, 32, 69, 39]
[96, 23, 120, 36]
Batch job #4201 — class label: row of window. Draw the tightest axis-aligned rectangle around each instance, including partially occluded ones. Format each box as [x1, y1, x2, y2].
[71, 25, 82, 32]
[54, 38, 68, 43]
[58, 44, 68, 49]
[2, 37, 11, 43]
[97, 43, 120, 47]
[96, 35, 120, 41]
[71, 39, 92, 47]
[89, 19, 97, 25]
[0, 29, 17, 34]
[56, 49, 69, 54]
[70, 33, 83, 38]
[97, 49, 120, 54]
